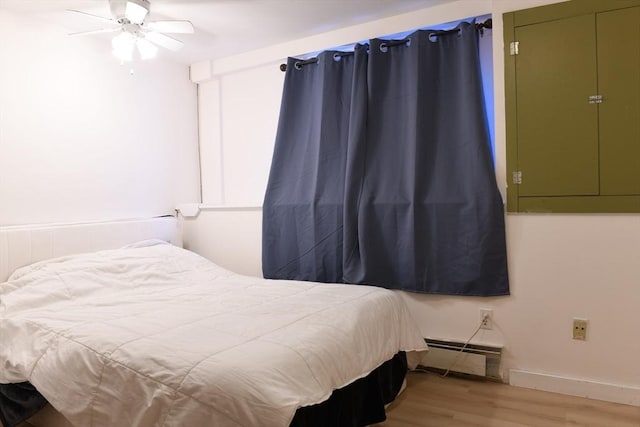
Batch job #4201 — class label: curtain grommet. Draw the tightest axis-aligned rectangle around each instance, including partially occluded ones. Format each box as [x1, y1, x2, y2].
[294, 61, 303, 70]
[379, 42, 388, 53]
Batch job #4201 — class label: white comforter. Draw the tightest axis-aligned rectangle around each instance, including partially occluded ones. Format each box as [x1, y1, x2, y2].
[0, 241, 427, 427]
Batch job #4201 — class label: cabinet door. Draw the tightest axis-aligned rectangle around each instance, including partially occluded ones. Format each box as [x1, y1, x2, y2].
[597, 7, 640, 195]
[515, 14, 599, 197]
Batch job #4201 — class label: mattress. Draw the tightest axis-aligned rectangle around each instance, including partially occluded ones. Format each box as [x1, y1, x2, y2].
[0, 241, 427, 426]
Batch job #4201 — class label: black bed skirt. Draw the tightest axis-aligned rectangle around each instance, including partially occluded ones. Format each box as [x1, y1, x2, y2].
[290, 351, 408, 427]
[0, 352, 407, 427]
[0, 382, 47, 427]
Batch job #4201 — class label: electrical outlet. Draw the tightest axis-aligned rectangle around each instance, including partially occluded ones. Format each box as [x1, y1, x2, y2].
[573, 318, 588, 340]
[480, 309, 493, 330]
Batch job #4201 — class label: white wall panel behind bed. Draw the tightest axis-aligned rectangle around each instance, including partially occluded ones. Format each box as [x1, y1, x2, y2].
[0, 217, 181, 282]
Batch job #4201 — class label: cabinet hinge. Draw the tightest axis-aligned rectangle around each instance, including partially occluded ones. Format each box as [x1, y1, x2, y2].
[512, 171, 522, 185]
[510, 41, 519, 55]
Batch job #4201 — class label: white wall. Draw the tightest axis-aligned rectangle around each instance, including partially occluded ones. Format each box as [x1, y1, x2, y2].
[0, 9, 200, 226]
[196, 62, 284, 206]
[182, 208, 262, 276]
[183, 0, 640, 402]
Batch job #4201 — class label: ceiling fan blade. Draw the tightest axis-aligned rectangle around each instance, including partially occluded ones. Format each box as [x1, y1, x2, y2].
[124, 0, 149, 25]
[69, 28, 121, 37]
[145, 20, 194, 34]
[66, 9, 117, 26]
[144, 31, 184, 51]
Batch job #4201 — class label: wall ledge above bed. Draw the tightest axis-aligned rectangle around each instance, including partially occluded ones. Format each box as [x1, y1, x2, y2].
[176, 204, 262, 218]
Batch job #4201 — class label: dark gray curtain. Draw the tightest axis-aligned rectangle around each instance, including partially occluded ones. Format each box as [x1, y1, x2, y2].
[262, 51, 359, 282]
[263, 22, 509, 296]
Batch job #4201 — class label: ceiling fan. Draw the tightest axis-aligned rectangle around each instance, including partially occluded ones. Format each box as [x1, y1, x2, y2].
[68, 0, 194, 62]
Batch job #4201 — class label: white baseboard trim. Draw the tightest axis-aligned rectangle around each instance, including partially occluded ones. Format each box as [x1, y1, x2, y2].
[509, 370, 640, 407]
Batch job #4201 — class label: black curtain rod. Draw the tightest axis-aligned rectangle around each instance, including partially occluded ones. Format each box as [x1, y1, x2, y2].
[280, 18, 492, 72]
[280, 51, 353, 72]
[477, 18, 493, 32]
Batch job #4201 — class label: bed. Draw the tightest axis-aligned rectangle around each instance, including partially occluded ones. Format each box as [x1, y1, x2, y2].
[0, 217, 427, 427]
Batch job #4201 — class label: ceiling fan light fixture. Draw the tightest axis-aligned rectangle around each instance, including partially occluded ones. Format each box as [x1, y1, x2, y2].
[125, 0, 149, 24]
[112, 31, 136, 62]
[137, 38, 158, 60]
[69, 0, 190, 62]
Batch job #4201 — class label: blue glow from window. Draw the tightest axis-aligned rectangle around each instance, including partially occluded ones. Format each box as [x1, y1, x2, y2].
[299, 14, 495, 162]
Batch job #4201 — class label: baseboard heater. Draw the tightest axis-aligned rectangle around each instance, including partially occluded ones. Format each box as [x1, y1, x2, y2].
[419, 338, 503, 381]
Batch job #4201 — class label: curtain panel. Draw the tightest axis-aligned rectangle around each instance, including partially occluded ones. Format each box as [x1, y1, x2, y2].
[263, 21, 509, 296]
[262, 50, 357, 283]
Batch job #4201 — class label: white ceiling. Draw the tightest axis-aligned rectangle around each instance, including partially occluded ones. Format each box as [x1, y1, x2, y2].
[0, 0, 454, 64]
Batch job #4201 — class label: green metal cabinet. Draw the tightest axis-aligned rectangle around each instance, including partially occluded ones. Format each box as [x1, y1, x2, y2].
[504, 0, 640, 212]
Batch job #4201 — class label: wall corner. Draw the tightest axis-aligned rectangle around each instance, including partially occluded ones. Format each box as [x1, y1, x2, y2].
[190, 60, 213, 83]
